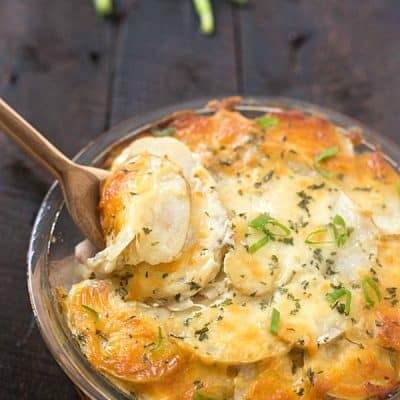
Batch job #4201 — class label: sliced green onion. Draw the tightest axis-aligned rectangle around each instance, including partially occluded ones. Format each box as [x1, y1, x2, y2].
[270, 307, 280, 335]
[314, 163, 332, 178]
[304, 228, 331, 245]
[342, 290, 352, 315]
[362, 277, 382, 306]
[193, 0, 214, 35]
[82, 305, 99, 321]
[326, 288, 352, 315]
[313, 146, 339, 178]
[255, 116, 279, 129]
[315, 146, 339, 163]
[249, 213, 291, 237]
[248, 213, 291, 253]
[305, 215, 352, 247]
[331, 214, 352, 247]
[151, 326, 163, 352]
[151, 127, 176, 137]
[326, 288, 348, 302]
[249, 213, 270, 230]
[266, 219, 291, 237]
[397, 182, 400, 195]
[193, 392, 220, 400]
[92, 0, 113, 17]
[249, 235, 269, 254]
[332, 214, 345, 227]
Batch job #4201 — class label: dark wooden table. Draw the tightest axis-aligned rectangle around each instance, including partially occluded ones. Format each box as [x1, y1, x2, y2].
[0, 1, 399, 398]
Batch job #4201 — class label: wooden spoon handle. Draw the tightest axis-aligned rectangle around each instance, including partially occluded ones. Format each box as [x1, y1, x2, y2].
[0, 97, 72, 180]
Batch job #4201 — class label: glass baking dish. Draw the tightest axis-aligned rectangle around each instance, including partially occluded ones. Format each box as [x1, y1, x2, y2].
[27, 97, 400, 400]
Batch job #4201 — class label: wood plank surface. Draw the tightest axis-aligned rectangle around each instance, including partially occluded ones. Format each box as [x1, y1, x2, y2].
[0, 1, 114, 398]
[238, 0, 400, 140]
[110, 0, 238, 124]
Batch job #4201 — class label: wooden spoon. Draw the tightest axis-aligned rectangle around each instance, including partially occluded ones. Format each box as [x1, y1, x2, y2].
[0, 98, 110, 249]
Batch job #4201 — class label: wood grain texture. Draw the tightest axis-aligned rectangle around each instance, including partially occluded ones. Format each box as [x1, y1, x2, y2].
[109, 0, 238, 124]
[0, 1, 113, 398]
[237, 0, 400, 140]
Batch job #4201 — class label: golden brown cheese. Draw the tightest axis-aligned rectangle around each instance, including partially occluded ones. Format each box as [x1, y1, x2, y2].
[62, 103, 400, 400]
[62, 279, 234, 400]
[65, 280, 184, 383]
[305, 340, 398, 400]
[235, 356, 303, 400]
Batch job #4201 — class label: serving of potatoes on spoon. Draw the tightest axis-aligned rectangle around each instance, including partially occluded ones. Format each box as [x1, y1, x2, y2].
[85, 137, 229, 304]
[88, 152, 191, 272]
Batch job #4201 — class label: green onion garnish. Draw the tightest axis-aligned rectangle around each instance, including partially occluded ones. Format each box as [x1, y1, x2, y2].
[249, 235, 269, 254]
[92, 0, 113, 17]
[82, 305, 99, 321]
[249, 213, 270, 230]
[193, 392, 220, 400]
[255, 116, 279, 129]
[362, 277, 382, 306]
[265, 219, 291, 237]
[249, 213, 291, 237]
[326, 288, 348, 302]
[270, 308, 280, 335]
[331, 214, 352, 247]
[326, 288, 352, 315]
[248, 213, 291, 253]
[313, 146, 339, 178]
[305, 214, 352, 247]
[193, 0, 214, 35]
[304, 228, 332, 245]
[397, 182, 400, 195]
[151, 127, 176, 137]
[249, 213, 271, 231]
[249, 214, 290, 237]
[150, 326, 163, 352]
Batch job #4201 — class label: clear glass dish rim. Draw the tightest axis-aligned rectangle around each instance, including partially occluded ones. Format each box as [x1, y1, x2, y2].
[27, 96, 400, 400]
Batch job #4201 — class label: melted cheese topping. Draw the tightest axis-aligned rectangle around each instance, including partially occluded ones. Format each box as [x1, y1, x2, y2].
[62, 104, 400, 400]
[167, 292, 291, 364]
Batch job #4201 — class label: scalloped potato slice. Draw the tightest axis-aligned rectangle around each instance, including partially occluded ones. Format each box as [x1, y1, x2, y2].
[112, 137, 197, 178]
[125, 164, 229, 302]
[223, 212, 311, 297]
[168, 273, 347, 365]
[372, 238, 400, 352]
[376, 237, 400, 295]
[304, 339, 398, 400]
[166, 296, 291, 364]
[235, 357, 303, 400]
[328, 192, 379, 282]
[105, 138, 230, 302]
[271, 272, 348, 350]
[127, 362, 234, 400]
[65, 279, 185, 383]
[329, 151, 400, 234]
[87, 153, 190, 273]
